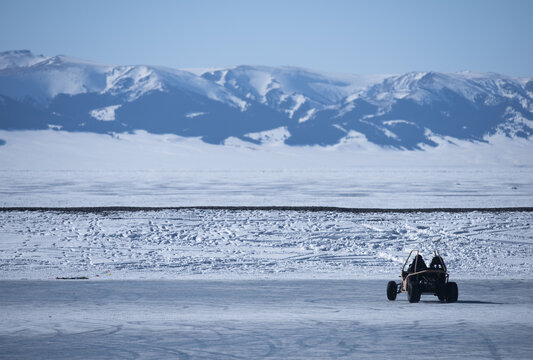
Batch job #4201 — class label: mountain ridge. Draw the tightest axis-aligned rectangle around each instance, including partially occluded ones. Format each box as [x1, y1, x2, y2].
[0, 50, 532, 149]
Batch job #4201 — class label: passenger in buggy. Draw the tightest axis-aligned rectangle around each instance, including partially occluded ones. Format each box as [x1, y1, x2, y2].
[430, 255, 446, 270]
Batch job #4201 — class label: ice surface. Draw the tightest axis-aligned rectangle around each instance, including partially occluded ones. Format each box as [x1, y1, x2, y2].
[0, 168, 531, 208]
[0, 209, 531, 280]
[1, 280, 531, 359]
[0, 167, 532, 208]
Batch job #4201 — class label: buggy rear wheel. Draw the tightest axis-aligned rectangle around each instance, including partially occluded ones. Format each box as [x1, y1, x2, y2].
[407, 278, 421, 303]
[436, 282, 446, 301]
[445, 282, 458, 303]
[387, 281, 397, 300]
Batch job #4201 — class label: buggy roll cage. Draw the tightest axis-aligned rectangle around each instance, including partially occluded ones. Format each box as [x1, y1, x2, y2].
[401, 249, 447, 273]
[399, 249, 448, 293]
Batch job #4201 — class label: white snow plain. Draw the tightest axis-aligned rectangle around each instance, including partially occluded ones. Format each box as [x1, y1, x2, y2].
[1, 209, 531, 280]
[1, 130, 532, 208]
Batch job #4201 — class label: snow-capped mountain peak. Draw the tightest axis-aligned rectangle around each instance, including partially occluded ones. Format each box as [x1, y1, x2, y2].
[0, 50, 48, 70]
[103, 65, 164, 101]
[202, 65, 387, 108]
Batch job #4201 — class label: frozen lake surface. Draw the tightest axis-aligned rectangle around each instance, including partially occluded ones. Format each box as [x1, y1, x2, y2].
[1, 168, 532, 208]
[1, 280, 531, 359]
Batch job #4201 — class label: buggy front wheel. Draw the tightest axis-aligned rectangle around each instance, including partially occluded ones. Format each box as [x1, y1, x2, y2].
[407, 278, 421, 303]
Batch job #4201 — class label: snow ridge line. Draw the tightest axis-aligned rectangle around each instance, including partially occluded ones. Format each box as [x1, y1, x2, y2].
[0, 206, 532, 213]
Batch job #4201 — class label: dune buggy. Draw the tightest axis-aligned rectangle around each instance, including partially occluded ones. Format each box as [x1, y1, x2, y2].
[387, 250, 458, 303]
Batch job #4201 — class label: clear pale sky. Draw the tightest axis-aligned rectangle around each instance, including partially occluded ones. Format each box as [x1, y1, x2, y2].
[1, 0, 532, 76]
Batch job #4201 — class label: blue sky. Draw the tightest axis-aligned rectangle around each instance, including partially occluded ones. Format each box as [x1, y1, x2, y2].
[1, 0, 532, 76]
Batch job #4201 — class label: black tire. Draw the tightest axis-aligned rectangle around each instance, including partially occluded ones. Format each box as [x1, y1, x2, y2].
[407, 278, 421, 303]
[387, 281, 397, 300]
[445, 282, 458, 303]
[436, 281, 446, 301]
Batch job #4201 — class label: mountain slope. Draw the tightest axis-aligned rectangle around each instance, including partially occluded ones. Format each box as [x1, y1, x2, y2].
[0, 50, 532, 148]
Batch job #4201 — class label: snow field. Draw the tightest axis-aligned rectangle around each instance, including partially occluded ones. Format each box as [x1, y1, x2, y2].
[0, 209, 531, 280]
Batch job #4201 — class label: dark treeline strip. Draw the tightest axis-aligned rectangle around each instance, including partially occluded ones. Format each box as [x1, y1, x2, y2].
[0, 206, 532, 213]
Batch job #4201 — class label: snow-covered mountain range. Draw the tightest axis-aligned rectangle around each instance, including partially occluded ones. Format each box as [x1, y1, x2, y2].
[1, 50, 532, 149]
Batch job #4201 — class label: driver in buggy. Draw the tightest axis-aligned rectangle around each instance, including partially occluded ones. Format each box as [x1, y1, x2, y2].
[408, 254, 427, 273]
[402, 254, 427, 280]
